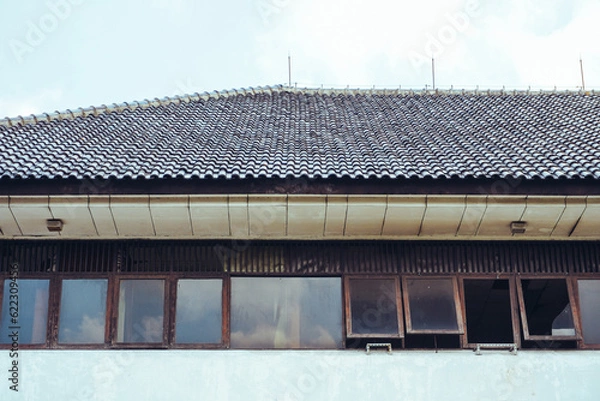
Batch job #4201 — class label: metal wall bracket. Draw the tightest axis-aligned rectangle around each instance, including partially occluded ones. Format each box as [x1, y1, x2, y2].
[474, 343, 517, 355]
[366, 343, 392, 354]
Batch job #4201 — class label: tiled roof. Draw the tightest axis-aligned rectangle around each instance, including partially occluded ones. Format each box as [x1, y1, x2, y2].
[1, 86, 600, 181]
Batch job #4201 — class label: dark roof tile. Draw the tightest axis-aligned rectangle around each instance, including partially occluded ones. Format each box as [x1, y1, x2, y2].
[1, 87, 600, 181]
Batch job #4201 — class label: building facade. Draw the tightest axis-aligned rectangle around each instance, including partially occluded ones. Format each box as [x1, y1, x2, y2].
[1, 86, 599, 400]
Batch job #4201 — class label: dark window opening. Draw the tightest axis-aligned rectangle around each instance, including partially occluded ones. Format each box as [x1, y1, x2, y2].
[404, 334, 461, 349]
[519, 279, 576, 340]
[464, 279, 514, 344]
[521, 340, 577, 350]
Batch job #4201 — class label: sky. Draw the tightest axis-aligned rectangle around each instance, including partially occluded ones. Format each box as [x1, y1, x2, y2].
[0, 0, 599, 118]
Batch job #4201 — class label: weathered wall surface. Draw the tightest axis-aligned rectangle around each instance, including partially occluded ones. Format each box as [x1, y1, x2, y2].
[2, 350, 599, 400]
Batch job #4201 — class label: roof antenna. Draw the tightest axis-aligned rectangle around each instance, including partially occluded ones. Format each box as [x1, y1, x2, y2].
[431, 58, 436, 90]
[288, 53, 292, 88]
[579, 55, 586, 91]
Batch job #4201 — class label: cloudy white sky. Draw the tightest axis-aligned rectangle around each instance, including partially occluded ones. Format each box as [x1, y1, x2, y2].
[0, 0, 599, 118]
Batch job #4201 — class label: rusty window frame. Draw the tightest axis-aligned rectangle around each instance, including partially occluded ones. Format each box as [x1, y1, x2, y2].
[0, 274, 54, 350]
[573, 277, 600, 349]
[1, 269, 599, 351]
[169, 274, 229, 349]
[344, 275, 404, 339]
[229, 275, 344, 349]
[52, 275, 112, 349]
[111, 275, 171, 348]
[516, 276, 582, 342]
[402, 276, 464, 335]
[459, 275, 521, 349]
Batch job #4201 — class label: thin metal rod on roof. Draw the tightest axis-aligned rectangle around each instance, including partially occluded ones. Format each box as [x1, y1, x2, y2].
[288, 53, 292, 88]
[580, 56, 586, 91]
[432, 58, 436, 90]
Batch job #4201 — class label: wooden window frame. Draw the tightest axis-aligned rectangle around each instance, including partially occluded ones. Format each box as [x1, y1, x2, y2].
[229, 275, 345, 350]
[111, 275, 171, 349]
[169, 274, 229, 349]
[0, 274, 54, 350]
[459, 275, 521, 349]
[402, 276, 464, 335]
[53, 274, 112, 349]
[2, 271, 599, 351]
[572, 277, 600, 350]
[344, 275, 404, 339]
[516, 276, 582, 342]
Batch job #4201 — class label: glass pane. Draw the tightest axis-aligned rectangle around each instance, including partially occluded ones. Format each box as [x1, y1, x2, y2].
[175, 279, 222, 344]
[521, 279, 575, 337]
[464, 279, 514, 343]
[231, 277, 342, 349]
[349, 279, 399, 336]
[578, 280, 600, 344]
[406, 278, 459, 332]
[59, 279, 107, 344]
[1, 279, 49, 344]
[117, 280, 164, 343]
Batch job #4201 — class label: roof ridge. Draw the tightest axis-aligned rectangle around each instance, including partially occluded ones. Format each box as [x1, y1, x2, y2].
[1, 85, 596, 128]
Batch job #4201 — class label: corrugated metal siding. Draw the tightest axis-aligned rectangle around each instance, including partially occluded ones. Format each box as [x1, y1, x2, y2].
[0, 240, 599, 275]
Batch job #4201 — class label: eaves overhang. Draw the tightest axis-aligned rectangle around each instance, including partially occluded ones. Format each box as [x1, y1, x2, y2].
[1, 194, 599, 240]
[1, 177, 600, 196]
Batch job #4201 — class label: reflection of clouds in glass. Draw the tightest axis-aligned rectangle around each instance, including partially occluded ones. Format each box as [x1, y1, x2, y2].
[61, 314, 104, 343]
[178, 293, 208, 322]
[231, 277, 342, 348]
[231, 325, 278, 348]
[310, 326, 337, 348]
[175, 280, 222, 343]
[231, 324, 337, 349]
[133, 316, 163, 342]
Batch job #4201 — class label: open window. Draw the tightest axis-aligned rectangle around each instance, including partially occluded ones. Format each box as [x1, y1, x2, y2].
[576, 279, 600, 347]
[402, 277, 464, 334]
[230, 277, 342, 349]
[345, 277, 403, 338]
[462, 278, 519, 347]
[517, 278, 579, 341]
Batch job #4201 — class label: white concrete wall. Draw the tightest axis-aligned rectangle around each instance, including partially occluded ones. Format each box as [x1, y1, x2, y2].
[2, 350, 599, 401]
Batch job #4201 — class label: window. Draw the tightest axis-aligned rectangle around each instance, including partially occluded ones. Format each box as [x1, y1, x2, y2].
[116, 279, 165, 344]
[462, 279, 517, 345]
[58, 279, 108, 344]
[175, 279, 223, 344]
[403, 277, 463, 334]
[230, 277, 342, 348]
[0, 279, 49, 345]
[577, 279, 600, 346]
[345, 277, 403, 338]
[517, 278, 577, 340]
[2, 270, 600, 351]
